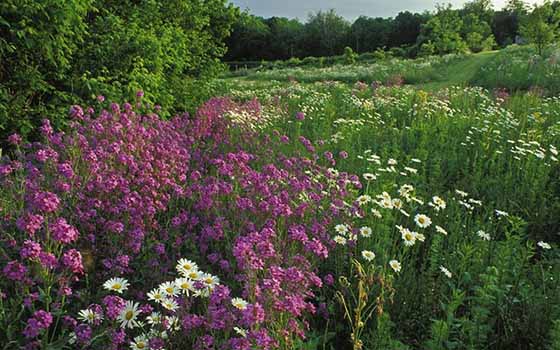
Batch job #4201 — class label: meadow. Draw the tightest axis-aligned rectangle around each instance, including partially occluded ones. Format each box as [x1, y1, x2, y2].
[1, 46, 560, 350]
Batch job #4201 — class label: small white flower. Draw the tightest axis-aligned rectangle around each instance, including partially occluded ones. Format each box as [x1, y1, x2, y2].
[477, 230, 491, 241]
[78, 309, 103, 324]
[147, 288, 164, 303]
[130, 335, 149, 350]
[495, 209, 509, 217]
[363, 173, 376, 181]
[334, 235, 347, 245]
[175, 278, 194, 295]
[118, 300, 140, 329]
[103, 277, 129, 294]
[414, 214, 432, 228]
[200, 273, 220, 289]
[435, 225, 448, 236]
[231, 297, 248, 310]
[359, 226, 372, 237]
[401, 228, 416, 246]
[371, 209, 382, 218]
[234, 326, 248, 337]
[440, 266, 452, 278]
[357, 195, 372, 206]
[176, 258, 199, 276]
[537, 241, 551, 250]
[335, 224, 349, 235]
[430, 196, 446, 211]
[161, 298, 179, 312]
[160, 281, 179, 297]
[361, 250, 376, 262]
[455, 189, 468, 198]
[146, 312, 162, 325]
[389, 260, 401, 272]
[415, 233, 426, 242]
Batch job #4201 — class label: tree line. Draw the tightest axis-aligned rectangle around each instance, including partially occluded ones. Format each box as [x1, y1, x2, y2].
[225, 0, 560, 61]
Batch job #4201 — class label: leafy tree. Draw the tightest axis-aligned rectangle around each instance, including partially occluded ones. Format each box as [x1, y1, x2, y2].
[520, 2, 559, 55]
[0, 0, 238, 144]
[389, 11, 428, 48]
[350, 16, 392, 53]
[225, 12, 271, 61]
[304, 10, 350, 57]
[266, 17, 304, 59]
[419, 4, 467, 55]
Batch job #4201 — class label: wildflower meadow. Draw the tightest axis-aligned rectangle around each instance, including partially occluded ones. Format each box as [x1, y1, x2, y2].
[1, 1, 560, 350]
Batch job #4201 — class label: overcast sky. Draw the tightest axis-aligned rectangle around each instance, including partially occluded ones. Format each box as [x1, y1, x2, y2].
[229, 0, 540, 20]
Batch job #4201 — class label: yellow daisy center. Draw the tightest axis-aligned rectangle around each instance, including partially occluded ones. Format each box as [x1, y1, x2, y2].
[125, 310, 134, 320]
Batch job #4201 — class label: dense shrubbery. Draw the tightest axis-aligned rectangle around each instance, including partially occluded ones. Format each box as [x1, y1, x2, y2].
[0, 0, 238, 145]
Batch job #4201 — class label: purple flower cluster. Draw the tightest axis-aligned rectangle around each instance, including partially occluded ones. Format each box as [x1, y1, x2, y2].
[0, 95, 359, 348]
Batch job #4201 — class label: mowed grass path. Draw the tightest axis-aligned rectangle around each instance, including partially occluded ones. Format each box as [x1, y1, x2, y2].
[419, 50, 498, 91]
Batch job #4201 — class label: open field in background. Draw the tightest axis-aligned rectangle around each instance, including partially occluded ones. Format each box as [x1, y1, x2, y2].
[223, 45, 560, 94]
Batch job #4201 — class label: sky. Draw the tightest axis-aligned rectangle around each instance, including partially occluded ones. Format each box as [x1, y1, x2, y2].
[229, 0, 540, 20]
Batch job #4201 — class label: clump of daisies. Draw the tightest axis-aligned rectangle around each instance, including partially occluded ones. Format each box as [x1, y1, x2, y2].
[72, 258, 245, 348]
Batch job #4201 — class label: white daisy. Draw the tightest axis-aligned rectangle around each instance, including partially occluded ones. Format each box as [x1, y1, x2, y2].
[389, 260, 401, 272]
[161, 298, 179, 312]
[78, 309, 103, 324]
[414, 214, 432, 228]
[147, 288, 164, 303]
[363, 173, 376, 181]
[371, 209, 382, 218]
[401, 229, 416, 246]
[130, 335, 149, 350]
[146, 312, 162, 325]
[200, 273, 220, 289]
[361, 250, 375, 262]
[175, 278, 194, 295]
[118, 300, 140, 329]
[430, 196, 446, 211]
[103, 277, 129, 294]
[231, 297, 248, 310]
[537, 241, 551, 250]
[186, 269, 201, 280]
[359, 226, 372, 237]
[176, 258, 198, 276]
[333, 235, 347, 245]
[160, 281, 179, 297]
[357, 195, 372, 206]
[334, 224, 349, 235]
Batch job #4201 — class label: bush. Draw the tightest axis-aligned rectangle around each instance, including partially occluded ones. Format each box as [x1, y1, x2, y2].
[0, 0, 238, 146]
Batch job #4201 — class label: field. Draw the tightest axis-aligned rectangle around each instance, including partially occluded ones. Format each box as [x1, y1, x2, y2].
[1, 46, 560, 349]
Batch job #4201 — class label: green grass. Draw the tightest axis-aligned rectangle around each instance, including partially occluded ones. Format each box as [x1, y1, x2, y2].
[419, 50, 498, 91]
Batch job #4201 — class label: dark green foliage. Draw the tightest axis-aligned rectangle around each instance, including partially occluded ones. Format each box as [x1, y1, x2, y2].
[0, 0, 238, 144]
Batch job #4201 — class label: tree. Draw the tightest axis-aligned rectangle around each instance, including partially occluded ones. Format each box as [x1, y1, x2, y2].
[304, 10, 350, 57]
[389, 11, 428, 48]
[520, 2, 558, 55]
[419, 4, 467, 55]
[225, 12, 271, 61]
[266, 17, 304, 59]
[350, 16, 392, 53]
